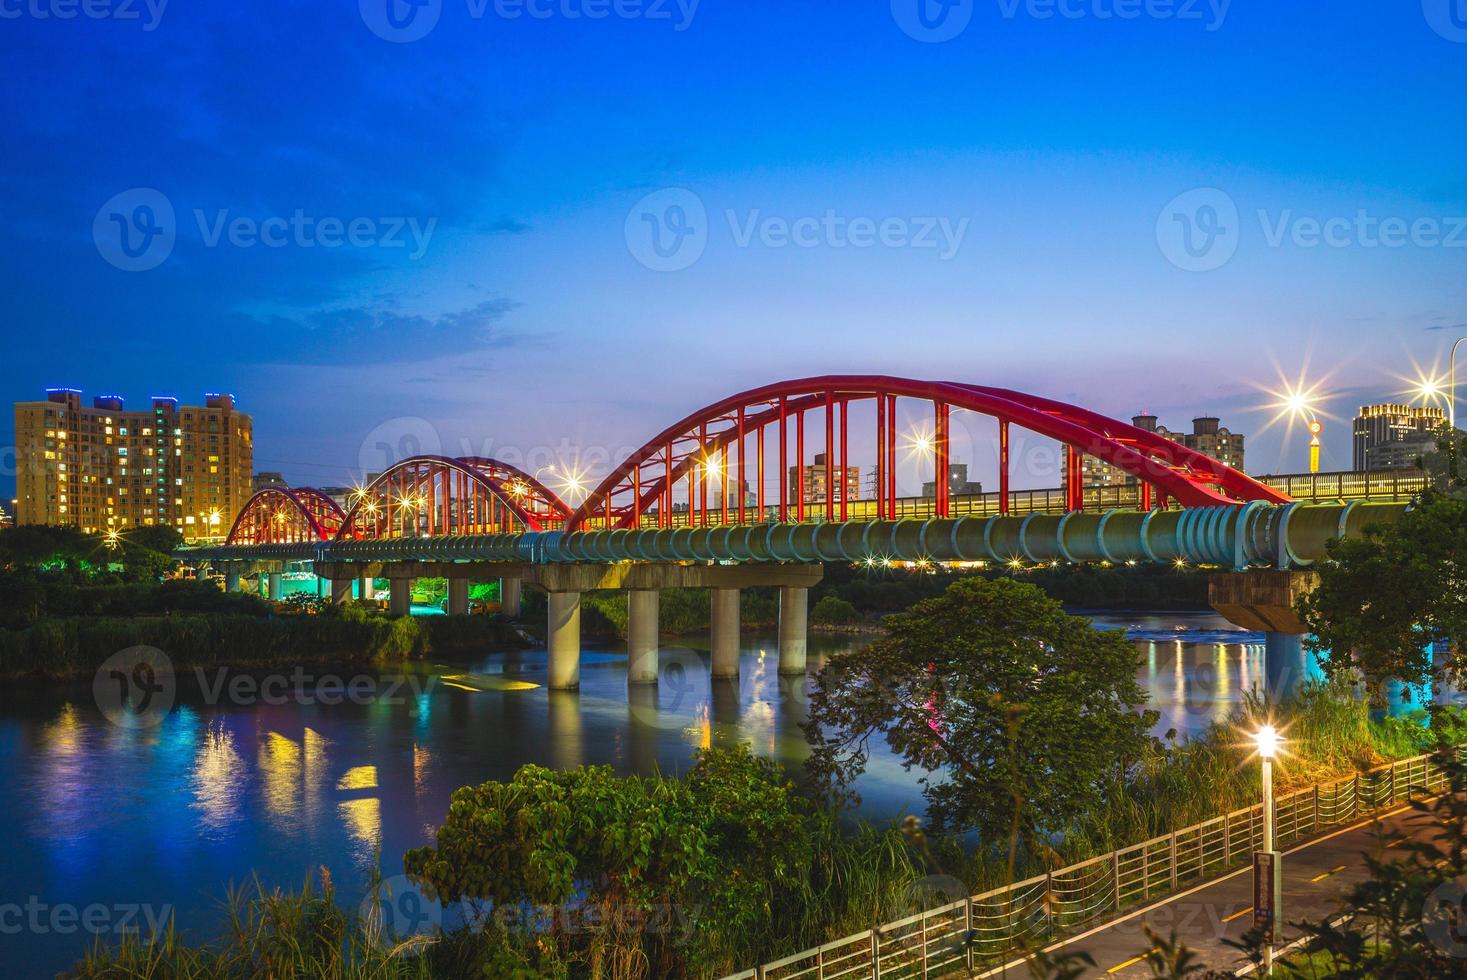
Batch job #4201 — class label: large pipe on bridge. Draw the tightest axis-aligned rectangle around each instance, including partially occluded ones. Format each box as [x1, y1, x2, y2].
[191, 501, 1407, 571]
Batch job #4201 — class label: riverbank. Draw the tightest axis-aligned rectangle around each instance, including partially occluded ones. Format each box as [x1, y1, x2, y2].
[0, 609, 529, 682]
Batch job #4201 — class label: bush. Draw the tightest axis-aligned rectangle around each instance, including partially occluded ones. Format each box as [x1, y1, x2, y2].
[810, 595, 861, 627]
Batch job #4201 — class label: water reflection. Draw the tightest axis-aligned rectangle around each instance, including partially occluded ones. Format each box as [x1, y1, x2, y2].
[1, 614, 1267, 975]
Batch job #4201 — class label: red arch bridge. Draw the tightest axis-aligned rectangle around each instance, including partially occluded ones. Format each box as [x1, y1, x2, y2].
[189, 376, 1412, 690]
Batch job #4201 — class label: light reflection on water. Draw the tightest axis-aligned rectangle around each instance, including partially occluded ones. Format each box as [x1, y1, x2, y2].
[0, 612, 1262, 974]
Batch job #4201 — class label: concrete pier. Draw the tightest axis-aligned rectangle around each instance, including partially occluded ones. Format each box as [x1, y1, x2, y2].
[389, 578, 412, 617]
[267, 572, 283, 601]
[360, 574, 374, 601]
[448, 578, 469, 616]
[500, 577, 522, 617]
[224, 568, 240, 593]
[710, 588, 741, 679]
[626, 590, 659, 684]
[779, 586, 808, 675]
[548, 592, 582, 690]
[331, 578, 354, 604]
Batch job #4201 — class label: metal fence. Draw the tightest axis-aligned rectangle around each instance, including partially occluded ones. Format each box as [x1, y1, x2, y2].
[636, 469, 1427, 530]
[722, 748, 1458, 980]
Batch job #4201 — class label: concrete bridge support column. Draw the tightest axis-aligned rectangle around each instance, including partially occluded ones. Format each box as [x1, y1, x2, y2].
[360, 574, 374, 601]
[710, 588, 741, 679]
[1264, 632, 1310, 699]
[389, 578, 412, 617]
[331, 578, 354, 604]
[500, 577, 522, 618]
[548, 592, 582, 690]
[447, 578, 469, 616]
[778, 586, 808, 675]
[224, 568, 240, 593]
[626, 590, 659, 684]
[267, 572, 283, 601]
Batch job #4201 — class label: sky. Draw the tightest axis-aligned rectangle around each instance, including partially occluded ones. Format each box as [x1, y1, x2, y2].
[3, 0, 1466, 504]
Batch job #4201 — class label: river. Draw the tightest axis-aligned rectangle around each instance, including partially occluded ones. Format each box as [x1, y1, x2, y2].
[0, 611, 1264, 975]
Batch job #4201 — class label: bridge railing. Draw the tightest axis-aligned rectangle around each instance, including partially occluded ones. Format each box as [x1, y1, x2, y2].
[622, 469, 1425, 530]
[721, 745, 1460, 980]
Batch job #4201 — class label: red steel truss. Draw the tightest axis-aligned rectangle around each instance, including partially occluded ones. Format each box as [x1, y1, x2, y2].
[565, 376, 1290, 531]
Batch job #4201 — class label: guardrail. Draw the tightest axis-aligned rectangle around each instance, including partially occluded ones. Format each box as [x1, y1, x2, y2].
[722, 747, 1458, 980]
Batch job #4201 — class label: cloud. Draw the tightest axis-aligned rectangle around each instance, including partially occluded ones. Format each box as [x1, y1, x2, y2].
[234, 297, 528, 365]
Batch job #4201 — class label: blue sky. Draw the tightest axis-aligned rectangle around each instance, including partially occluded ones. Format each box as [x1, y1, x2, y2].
[3, 1, 1465, 501]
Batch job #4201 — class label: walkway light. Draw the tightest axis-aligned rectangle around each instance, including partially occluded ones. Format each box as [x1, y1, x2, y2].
[1253, 723, 1283, 975]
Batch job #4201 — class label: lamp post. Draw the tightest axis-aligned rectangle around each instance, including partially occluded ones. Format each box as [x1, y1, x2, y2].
[1254, 724, 1282, 975]
[1452, 336, 1467, 431]
[1307, 421, 1322, 475]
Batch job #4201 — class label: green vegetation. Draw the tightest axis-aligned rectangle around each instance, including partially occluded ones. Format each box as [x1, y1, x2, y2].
[1301, 489, 1467, 704]
[73, 747, 931, 980]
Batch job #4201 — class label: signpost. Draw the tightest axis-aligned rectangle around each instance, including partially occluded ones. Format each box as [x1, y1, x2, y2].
[1253, 850, 1281, 943]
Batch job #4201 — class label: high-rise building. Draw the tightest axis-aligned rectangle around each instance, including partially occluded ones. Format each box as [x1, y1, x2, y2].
[1353, 404, 1446, 471]
[1081, 413, 1247, 486]
[253, 471, 288, 493]
[922, 463, 983, 498]
[14, 388, 253, 539]
[789, 452, 861, 505]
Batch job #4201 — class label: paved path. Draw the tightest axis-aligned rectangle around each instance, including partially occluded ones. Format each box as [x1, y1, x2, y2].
[979, 798, 1436, 977]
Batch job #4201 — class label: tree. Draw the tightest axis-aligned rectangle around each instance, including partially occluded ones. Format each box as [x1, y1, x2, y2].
[1299, 491, 1467, 702]
[113, 525, 183, 582]
[802, 577, 1154, 862]
[403, 745, 816, 978]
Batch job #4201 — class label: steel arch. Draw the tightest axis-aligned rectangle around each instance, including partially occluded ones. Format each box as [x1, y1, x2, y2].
[225, 487, 348, 546]
[335, 455, 573, 540]
[566, 376, 1290, 531]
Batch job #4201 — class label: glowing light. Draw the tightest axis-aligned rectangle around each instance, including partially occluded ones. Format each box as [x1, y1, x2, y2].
[1255, 724, 1280, 760]
[104, 530, 121, 549]
[902, 426, 935, 460]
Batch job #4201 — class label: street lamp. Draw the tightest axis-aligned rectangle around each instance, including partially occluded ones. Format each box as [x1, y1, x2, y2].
[1254, 724, 1282, 975]
[1451, 337, 1467, 431]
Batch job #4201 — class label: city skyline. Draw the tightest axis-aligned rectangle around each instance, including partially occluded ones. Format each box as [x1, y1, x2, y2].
[3, 4, 1464, 501]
